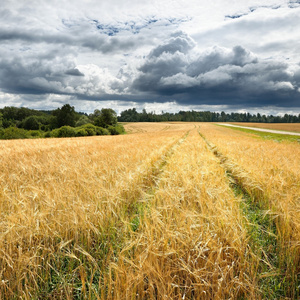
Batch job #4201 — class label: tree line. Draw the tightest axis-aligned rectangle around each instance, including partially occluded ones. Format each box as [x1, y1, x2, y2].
[0, 104, 125, 140]
[1, 105, 299, 140]
[118, 108, 300, 123]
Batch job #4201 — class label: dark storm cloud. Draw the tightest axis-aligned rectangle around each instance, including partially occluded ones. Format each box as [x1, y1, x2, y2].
[65, 69, 85, 76]
[0, 27, 138, 53]
[148, 32, 196, 58]
[0, 48, 78, 96]
[1, 28, 300, 109]
[186, 45, 258, 76]
[133, 34, 300, 107]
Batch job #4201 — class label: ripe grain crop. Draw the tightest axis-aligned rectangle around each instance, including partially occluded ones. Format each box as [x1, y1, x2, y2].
[0, 124, 193, 298]
[0, 122, 297, 299]
[199, 123, 300, 297]
[123, 122, 193, 134]
[110, 129, 258, 299]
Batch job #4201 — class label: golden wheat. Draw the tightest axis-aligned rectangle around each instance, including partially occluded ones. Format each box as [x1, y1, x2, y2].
[199, 123, 300, 297]
[0, 125, 191, 298]
[123, 122, 195, 134]
[0, 122, 297, 299]
[103, 129, 258, 299]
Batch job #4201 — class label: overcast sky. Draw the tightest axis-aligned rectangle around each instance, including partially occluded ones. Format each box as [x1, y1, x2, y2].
[1, 0, 300, 115]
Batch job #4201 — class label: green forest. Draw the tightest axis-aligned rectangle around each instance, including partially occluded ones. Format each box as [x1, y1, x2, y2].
[0, 104, 125, 140]
[1, 105, 300, 140]
[118, 108, 300, 123]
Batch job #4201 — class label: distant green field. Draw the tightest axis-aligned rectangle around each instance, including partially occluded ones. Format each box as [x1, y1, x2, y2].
[217, 124, 300, 143]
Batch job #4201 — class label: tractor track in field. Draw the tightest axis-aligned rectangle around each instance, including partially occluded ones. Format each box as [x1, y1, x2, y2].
[125, 130, 190, 232]
[138, 129, 190, 193]
[197, 129, 292, 299]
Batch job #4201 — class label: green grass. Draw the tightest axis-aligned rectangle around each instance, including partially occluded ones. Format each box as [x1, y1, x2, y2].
[30, 228, 125, 299]
[216, 124, 300, 143]
[231, 181, 286, 299]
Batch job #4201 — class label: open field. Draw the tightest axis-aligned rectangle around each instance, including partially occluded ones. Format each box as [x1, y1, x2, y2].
[121, 122, 192, 134]
[230, 122, 300, 133]
[0, 122, 299, 299]
[217, 123, 300, 143]
[219, 123, 300, 136]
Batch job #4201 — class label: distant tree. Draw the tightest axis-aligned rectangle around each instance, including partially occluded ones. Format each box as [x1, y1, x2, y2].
[94, 108, 117, 128]
[53, 104, 77, 127]
[1, 107, 18, 121]
[17, 107, 33, 120]
[2, 118, 16, 128]
[118, 108, 140, 122]
[221, 111, 226, 122]
[75, 115, 91, 127]
[0, 113, 3, 128]
[21, 116, 40, 130]
[89, 109, 101, 121]
[0, 106, 41, 121]
[283, 114, 290, 123]
[262, 114, 267, 123]
[49, 115, 58, 129]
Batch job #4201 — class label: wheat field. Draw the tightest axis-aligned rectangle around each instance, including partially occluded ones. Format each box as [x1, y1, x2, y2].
[0, 122, 299, 299]
[199, 123, 300, 298]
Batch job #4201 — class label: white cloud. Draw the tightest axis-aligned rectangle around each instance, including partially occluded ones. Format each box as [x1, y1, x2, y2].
[269, 81, 295, 90]
[192, 5, 300, 62]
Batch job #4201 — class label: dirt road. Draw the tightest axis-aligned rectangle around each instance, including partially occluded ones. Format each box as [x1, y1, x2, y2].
[218, 123, 300, 136]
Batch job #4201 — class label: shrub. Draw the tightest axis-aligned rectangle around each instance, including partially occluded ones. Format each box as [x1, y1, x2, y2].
[80, 124, 97, 136]
[44, 131, 51, 138]
[107, 124, 125, 135]
[49, 126, 76, 138]
[95, 127, 110, 136]
[1, 127, 29, 139]
[117, 124, 125, 134]
[57, 126, 76, 137]
[75, 128, 88, 137]
[49, 128, 59, 138]
[29, 130, 42, 138]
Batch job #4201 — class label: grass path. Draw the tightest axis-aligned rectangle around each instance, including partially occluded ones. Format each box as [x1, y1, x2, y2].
[218, 123, 300, 136]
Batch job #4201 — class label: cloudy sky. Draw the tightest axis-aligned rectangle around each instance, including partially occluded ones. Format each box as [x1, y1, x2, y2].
[1, 0, 300, 115]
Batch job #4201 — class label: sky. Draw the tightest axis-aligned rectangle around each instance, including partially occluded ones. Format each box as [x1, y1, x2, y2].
[1, 0, 300, 115]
